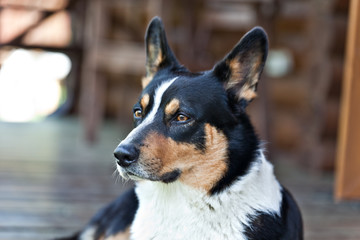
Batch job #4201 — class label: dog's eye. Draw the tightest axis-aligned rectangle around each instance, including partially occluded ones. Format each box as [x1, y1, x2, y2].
[134, 109, 142, 119]
[176, 114, 189, 122]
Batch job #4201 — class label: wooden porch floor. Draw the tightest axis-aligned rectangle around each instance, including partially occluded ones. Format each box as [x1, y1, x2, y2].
[0, 118, 359, 240]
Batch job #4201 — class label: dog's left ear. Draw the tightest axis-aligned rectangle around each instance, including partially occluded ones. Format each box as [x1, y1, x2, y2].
[142, 17, 180, 88]
[213, 27, 268, 105]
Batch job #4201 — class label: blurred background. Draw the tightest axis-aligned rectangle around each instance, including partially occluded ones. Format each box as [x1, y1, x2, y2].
[1, 0, 360, 239]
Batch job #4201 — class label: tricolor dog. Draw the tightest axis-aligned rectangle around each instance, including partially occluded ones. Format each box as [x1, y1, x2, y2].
[66, 17, 303, 240]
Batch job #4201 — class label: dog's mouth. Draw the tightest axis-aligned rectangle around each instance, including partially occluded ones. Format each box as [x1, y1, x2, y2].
[117, 165, 181, 183]
[158, 169, 181, 183]
[126, 172, 147, 181]
[117, 166, 145, 181]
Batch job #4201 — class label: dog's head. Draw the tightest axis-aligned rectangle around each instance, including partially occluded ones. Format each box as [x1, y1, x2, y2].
[114, 17, 268, 194]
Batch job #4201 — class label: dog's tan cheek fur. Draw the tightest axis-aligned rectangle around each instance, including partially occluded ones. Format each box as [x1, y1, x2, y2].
[139, 124, 228, 192]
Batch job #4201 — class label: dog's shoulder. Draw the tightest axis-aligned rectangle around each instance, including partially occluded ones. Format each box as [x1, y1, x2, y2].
[79, 187, 138, 240]
[244, 188, 303, 240]
[279, 188, 303, 240]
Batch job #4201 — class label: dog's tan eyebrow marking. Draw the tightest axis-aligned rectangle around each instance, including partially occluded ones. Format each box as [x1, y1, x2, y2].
[165, 98, 180, 116]
[140, 94, 150, 110]
[141, 76, 153, 89]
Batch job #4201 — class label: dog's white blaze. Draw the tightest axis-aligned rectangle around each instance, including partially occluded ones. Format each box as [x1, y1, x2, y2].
[119, 77, 178, 146]
[131, 151, 283, 240]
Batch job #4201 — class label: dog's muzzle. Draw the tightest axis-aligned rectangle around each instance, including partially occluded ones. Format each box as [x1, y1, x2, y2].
[114, 143, 182, 183]
[114, 144, 139, 167]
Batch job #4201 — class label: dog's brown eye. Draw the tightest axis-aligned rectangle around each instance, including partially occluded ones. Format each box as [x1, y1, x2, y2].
[134, 110, 142, 118]
[176, 114, 189, 122]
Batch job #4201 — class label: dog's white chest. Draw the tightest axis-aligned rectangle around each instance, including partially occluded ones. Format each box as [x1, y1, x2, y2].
[131, 182, 247, 240]
[130, 156, 282, 240]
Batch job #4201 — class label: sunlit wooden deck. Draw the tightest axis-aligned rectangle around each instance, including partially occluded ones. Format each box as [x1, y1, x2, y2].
[0, 118, 359, 240]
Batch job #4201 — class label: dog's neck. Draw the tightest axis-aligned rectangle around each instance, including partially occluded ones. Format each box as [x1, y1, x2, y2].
[131, 151, 283, 240]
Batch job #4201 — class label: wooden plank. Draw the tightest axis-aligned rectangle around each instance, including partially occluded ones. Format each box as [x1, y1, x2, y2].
[335, 0, 360, 200]
[0, 118, 133, 239]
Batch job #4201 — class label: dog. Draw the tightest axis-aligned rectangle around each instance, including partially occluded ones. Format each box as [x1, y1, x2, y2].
[64, 16, 303, 240]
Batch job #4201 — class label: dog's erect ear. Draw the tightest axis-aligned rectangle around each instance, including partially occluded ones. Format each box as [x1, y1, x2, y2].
[142, 17, 180, 88]
[213, 27, 268, 105]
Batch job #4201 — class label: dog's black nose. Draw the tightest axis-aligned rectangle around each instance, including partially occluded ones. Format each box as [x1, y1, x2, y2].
[114, 144, 139, 167]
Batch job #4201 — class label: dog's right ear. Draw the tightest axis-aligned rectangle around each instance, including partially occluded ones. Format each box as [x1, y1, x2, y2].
[142, 17, 180, 89]
[213, 27, 268, 107]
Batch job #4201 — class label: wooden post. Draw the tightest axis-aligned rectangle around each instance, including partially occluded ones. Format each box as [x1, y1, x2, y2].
[335, 0, 360, 200]
[80, 0, 105, 143]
